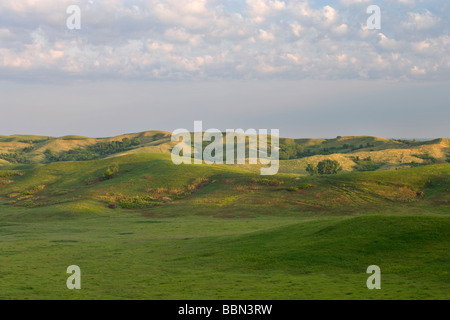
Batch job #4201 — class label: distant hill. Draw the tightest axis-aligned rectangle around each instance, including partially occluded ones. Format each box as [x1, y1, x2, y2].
[0, 131, 448, 175]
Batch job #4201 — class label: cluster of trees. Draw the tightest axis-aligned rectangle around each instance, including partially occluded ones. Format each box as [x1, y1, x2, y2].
[44, 137, 141, 162]
[96, 137, 141, 154]
[279, 144, 304, 160]
[0, 152, 30, 164]
[413, 153, 438, 164]
[44, 148, 97, 162]
[352, 156, 383, 172]
[152, 133, 166, 141]
[306, 159, 342, 176]
[401, 153, 448, 169]
[342, 142, 375, 150]
[22, 145, 36, 153]
[278, 142, 376, 160]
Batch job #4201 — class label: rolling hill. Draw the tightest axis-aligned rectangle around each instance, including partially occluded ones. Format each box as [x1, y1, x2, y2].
[0, 131, 448, 174]
[0, 131, 448, 300]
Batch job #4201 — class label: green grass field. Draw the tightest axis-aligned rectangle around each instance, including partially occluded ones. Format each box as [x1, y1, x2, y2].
[0, 212, 448, 299]
[0, 138, 449, 300]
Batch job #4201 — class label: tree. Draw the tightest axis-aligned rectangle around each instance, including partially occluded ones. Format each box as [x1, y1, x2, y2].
[131, 137, 141, 146]
[306, 163, 318, 176]
[317, 159, 342, 175]
[102, 165, 119, 180]
[279, 143, 303, 160]
[44, 149, 59, 162]
[122, 138, 131, 147]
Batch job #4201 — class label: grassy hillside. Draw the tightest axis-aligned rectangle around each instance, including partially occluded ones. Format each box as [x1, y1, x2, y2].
[0, 132, 448, 300]
[0, 149, 449, 216]
[0, 132, 448, 175]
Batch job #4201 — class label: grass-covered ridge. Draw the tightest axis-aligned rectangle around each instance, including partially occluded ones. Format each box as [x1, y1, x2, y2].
[0, 131, 448, 300]
[0, 141, 448, 221]
[0, 151, 448, 215]
[0, 132, 448, 175]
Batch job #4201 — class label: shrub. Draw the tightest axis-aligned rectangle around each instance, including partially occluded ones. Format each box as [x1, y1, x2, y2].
[131, 137, 141, 146]
[0, 152, 30, 164]
[317, 160, 342, 175]
[306, 163, 318, 176]
[22, 185, 46, 195]
[0, 170, 23, 178]
[187, 177, 211, 190]
[102, 165, 119, 180]
[413, 153, 438, 164]
[352, 156, 383, 172]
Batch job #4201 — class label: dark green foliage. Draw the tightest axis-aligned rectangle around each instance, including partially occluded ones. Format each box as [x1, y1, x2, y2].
[122, 138, 131, 147]
[352, 156, 383, 172]
[306, 160, 342, 175]
[251, 178, 283, 186]
[55, 148, 99, 161]
[279, 144, 304, 160]
[45, 138, 142, 162]
[44, 149, 59, 162]
[306, 163, 318, 176]
[414, 153, 438, 164]
[22, 145, 36, 153]
[317, 159, 342, 175]
[95, 138, 134, 155]
[131, 137, 141, 145]
[151, 133, 165, 141]
[0, 170, 22, 178]
[0, 152, 30, 164]
[277, 140, 373, 161]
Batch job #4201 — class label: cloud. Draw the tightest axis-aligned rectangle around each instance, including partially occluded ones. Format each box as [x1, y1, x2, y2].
[402, 10, 440, 30]
[0, 0, 448, 81]
[339, 0, 371, 6]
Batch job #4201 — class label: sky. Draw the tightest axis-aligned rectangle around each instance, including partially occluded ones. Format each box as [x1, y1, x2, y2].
[0, 0, 449, 138]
